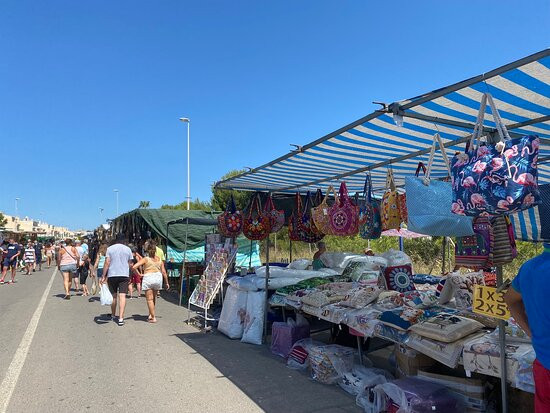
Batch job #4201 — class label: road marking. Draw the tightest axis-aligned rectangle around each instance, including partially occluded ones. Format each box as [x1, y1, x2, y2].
[0, 268, 57, 413]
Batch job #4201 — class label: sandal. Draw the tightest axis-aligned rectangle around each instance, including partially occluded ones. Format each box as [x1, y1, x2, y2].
[64, 295, 70, 300]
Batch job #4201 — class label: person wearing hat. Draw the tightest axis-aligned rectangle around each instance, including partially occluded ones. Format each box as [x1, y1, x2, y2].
[505, 242, 550, 412]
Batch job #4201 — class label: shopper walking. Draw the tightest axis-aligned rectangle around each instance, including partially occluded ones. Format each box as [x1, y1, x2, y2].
[23, 241, 36, 275]
[128, 246, 143, 299]
[45, 242, 54, 268]
[34, 240, 43, 271]
[73, 240, 84, 293]
[132, 243, 169, 323]
[92, 243, 108, 294]
[505, 242, 550, 413]
[57, 239, 79, 299]
[100, 238, 133, 326]
[0, 238, 21, 284]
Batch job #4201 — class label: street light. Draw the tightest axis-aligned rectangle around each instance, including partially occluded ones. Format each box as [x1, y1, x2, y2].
[179, 117, 191, 210]
[15, 197, 20, 217]
[113, 189, 119, 216]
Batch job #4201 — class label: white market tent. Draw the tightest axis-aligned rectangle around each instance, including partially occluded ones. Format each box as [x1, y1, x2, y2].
[216, 49, 550, 196]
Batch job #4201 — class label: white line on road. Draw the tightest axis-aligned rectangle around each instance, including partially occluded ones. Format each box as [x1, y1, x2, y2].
[0, 268, 58, 413]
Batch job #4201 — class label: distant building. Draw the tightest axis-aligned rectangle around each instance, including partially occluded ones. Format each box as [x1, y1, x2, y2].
[0, 212, 76, 240]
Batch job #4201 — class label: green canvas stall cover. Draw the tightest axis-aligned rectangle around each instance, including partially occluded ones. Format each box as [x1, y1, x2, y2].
[115, 209, 221, 250]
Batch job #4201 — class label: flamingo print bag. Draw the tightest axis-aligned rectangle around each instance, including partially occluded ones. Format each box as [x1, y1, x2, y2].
[451, 93, 541, 216]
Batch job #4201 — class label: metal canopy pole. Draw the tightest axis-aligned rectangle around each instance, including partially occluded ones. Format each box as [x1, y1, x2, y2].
[496, 265, 508, 413]
[180, 218, 189, 308]
[263, 233, 271, 342]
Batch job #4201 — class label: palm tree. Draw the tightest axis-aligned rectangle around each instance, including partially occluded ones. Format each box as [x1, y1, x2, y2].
[138, 201, 150, 209]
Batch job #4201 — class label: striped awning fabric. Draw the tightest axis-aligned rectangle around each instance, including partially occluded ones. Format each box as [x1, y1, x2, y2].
[216, 49, 550, 196]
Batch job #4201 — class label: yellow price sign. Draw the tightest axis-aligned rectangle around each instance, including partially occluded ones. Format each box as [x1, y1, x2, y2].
[473, 285, 511, 320]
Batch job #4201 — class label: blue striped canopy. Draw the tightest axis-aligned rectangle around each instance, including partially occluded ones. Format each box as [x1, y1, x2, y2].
[216, 49, 550, 196]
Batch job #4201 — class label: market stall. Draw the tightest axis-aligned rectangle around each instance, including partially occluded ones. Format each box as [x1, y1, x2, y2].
[208, 49, 550, 412]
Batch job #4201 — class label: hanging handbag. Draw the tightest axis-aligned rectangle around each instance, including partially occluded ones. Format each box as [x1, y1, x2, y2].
[491, 215, 518, 265]
[451, 92, 541, 216]
[510, 183, 550, 242]
[264, 194, 285, 233]
[297, 191, 325, 243]
[314, 189, 323, 207]
[328, 182, 359, 236]
[405, 134, 475, 236]
[455, 216, 494, 270]
[288, 193, 303, 241]
[242, 194, 271, 240]
[359, 173, 383, 240]
[381, 168, 402, 231]
[312, 186, 337, 235]
[218, 194, 243, 238]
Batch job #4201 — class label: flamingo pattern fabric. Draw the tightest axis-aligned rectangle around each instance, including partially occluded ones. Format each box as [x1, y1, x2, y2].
[451, 134, 541, 216]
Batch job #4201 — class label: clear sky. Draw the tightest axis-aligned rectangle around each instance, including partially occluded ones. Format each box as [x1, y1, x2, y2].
[1, 0, 548, 230]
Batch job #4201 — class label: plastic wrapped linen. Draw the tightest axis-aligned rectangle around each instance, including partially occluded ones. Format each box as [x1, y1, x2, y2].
[309, 345, 356, 385]
[320, 252, 362, 269]
[341, 286, 382, 309]
[241, 290, 266, 345]
[226, 275, 259, 292]
[287, 338, 325, 371]
[381, 249, 412, 267]
[375, 378, 465, 412]
[287, 258, 312, 270]
[218, 286, 248, 339]
[339, 365, 393, 396]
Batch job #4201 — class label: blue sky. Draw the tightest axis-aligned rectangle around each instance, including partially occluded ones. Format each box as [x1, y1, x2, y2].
[1, 0, 548, 230]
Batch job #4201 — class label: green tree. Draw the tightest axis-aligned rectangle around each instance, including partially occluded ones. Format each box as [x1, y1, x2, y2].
[138, 201, 150, 208]
[211, 170, 254, 211]
[161, 198, 212, 211]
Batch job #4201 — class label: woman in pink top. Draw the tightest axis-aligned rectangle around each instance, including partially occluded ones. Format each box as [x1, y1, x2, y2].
[57, 239, 79, 300]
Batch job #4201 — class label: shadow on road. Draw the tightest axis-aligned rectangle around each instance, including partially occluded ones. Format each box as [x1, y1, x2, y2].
[173, 331, 359, 413]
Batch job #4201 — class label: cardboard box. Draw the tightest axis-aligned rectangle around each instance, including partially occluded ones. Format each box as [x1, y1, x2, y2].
[395, 344, 436, 377]
[417, 370, 488, 412]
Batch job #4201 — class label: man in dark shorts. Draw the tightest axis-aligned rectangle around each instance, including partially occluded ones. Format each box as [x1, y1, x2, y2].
[100, 238, 133, 326]
[34, 241, 43, 272]
[1, 238, 21, 284]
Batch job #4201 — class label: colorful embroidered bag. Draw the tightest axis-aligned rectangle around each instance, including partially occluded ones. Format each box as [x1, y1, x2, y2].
[491, 215, 517, 265]
[405, 135, 475, 236]
[455, 216, 494, 270]
[381, 169, 402, 231]
[359, 173, 382, 240]
[242, 194, 271, 240]
[288, 193, 303, 241]
[297, 191, 325, 243]
[312, 186, 337, 235]
[329, 182, 359, 236]
[217, 194, 243, 237]
[264, 194, 285, 233]
[451, 92, 541, 216]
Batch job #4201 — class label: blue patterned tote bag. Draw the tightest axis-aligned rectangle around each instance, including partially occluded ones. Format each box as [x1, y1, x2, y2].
[451, 93, 541, 216]
[405, 133, 474, 236]
[359, 174, 383, 239]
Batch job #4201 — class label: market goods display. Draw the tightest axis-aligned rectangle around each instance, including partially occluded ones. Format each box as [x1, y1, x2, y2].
[271, 318, 310, 358]
[451, 93, 541, 216]
[339, 365, 392, 396]
[382, 264, 416, 293]
[358, 173, 383, 240]
[217, 194, 243, 237]
[409, 313, 483, 343]
[340, 286, 382, 309]
[328, 182, 360, 236]
[242, 194, 271, 240]
[241, 290, 266, 345]
[405, 134, 474, 237]
[311, 186, 336, 235]
[381, 169, 403, 231]
[286, 338, 324, 371]
[264, 194, 285, 233]
[309, 345, 355, 384]
[298, 191, 325, 243]
[455, 217, 494, 269]
[448, 271, 485, 309]
[491, 215, 518, 265]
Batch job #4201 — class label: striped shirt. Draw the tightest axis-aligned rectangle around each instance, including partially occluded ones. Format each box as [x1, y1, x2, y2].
[24, 248, 35, 262]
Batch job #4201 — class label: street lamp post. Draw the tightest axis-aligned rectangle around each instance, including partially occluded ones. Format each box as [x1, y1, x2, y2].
[113, 189, 119, 216]
[179, 117, 191, 210]
[15, 197, 20, 217]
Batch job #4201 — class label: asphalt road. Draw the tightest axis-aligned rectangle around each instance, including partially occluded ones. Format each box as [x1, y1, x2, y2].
[0, 266, 360, 413]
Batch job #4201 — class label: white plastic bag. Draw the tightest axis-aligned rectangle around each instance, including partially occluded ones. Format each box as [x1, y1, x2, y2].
[218, 286, 248, 339]
[381, 249, 412, 267]
[100, 283, 113, 306]
[241, 290, 266, 345]
[339, 365, 392, 396]
[226, 276, 259, 292]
